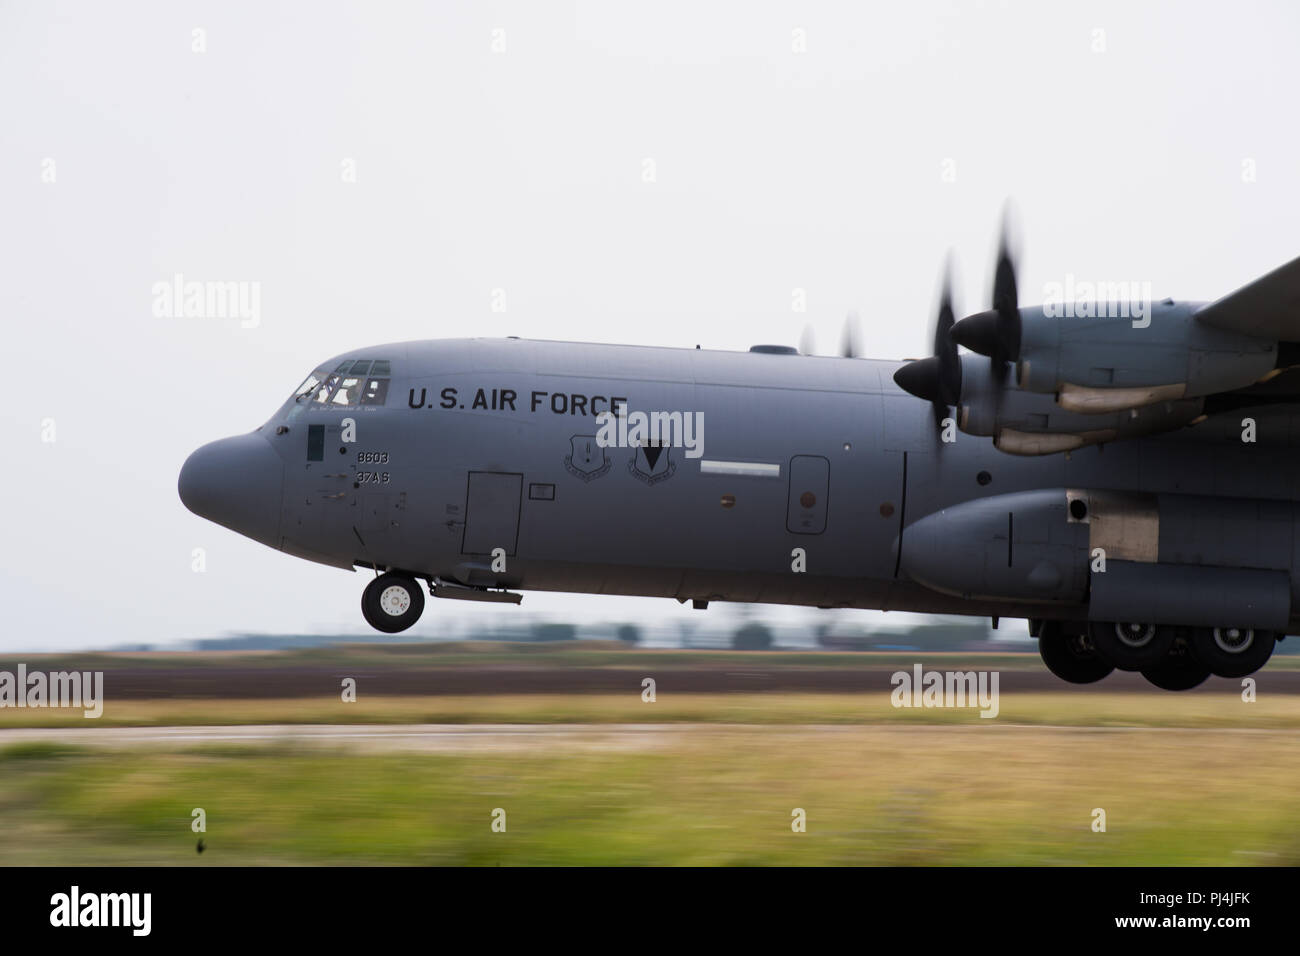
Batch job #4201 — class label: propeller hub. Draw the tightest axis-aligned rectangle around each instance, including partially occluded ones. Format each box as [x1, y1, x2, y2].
[893, 356, 944, 404]
[950, 309, 1002, 356]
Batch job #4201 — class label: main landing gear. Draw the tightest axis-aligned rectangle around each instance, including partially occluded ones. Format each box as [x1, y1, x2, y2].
[361, 571, 425, 633]
[1139, 635, 1211, 691]
[1087, 621, 1174, 672]
[1035, 619, 1278, 690]
[1187, 626, 1276, 679]
[1037, 622, 1114, 684]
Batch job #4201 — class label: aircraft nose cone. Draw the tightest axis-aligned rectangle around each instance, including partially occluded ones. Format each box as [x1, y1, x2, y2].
[179, 433, 284, 547]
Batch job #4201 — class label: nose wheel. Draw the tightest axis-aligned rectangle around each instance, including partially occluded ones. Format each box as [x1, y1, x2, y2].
[361, 572, 425, 633]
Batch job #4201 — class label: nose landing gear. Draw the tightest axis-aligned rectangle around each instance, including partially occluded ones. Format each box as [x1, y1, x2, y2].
[361, 572, 425, 633]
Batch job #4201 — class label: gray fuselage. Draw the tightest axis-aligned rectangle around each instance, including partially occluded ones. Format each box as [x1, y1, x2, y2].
[178, 337, 1300, 630]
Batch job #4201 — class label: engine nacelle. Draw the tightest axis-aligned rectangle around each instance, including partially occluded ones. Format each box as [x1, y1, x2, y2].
[956, 354, 1203, 455]
[897, 489, 1090, 603]
[1014, 301, 1277, 412]
[898, 488, 1297, 627]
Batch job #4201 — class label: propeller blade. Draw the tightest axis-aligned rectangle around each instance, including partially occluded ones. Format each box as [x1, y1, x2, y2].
[992, 226, 1021, 363]
[950, 209, 1022, 370]
[892, 261, 962, 413]
[840, 311, 862, 359]
[934, 271, 961, 407]
[799, 324, 817, 357]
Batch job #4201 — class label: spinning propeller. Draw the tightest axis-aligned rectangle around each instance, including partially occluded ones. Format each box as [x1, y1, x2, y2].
[892, 265, 961, 426]
[894, 212, 1024, 425]
[950, 215, 1022, 381]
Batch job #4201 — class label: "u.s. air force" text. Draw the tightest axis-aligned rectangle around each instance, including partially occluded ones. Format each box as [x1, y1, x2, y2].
[410, 387, 628, 416]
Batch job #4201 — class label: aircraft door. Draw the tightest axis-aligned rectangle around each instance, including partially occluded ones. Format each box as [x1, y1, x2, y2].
[786, 455, 829, 534]
[461, 471, 523, 555]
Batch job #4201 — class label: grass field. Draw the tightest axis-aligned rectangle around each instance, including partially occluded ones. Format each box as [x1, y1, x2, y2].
[2, 645, 1297, 865]
[1, 724, 1297, 865]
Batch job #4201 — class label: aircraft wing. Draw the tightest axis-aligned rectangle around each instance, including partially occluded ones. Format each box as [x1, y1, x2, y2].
[1195, 254, 1300, 341]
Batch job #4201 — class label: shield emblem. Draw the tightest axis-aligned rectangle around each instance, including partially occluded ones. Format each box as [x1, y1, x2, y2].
[565, 435, 611, 481]
[628, 442, 676, 485]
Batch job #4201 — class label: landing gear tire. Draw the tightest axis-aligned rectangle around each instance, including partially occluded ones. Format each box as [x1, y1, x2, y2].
[1038, 623, 1114, 684]
[1188, 626, 1275, 679]
[1141, 636, 1212, 691]
[1088, 620, 1175, 672]
[361, 572, 425, 633]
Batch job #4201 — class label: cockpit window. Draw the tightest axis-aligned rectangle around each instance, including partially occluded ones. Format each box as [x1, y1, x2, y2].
[292, 371, 324, 401]
[292, 360, 391, 407]
[360, 378, 390, 405]
[331, 376, 364, 405]
[312, 374, 341, 403]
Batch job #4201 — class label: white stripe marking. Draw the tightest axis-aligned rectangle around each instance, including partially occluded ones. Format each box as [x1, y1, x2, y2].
[699, 460, 781, 478]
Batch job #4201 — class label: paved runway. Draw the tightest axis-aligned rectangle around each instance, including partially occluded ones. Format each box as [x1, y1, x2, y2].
[0, 723, 690, 753]
[10, 665, 1300, 697]
[2, 721, 1294, 754]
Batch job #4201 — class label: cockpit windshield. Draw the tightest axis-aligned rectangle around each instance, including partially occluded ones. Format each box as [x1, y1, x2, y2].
[291, 359, 391, 407]
[292, 371, 324, 401]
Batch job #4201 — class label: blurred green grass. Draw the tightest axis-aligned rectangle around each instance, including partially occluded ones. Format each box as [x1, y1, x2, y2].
[1, 725, 1297, 865]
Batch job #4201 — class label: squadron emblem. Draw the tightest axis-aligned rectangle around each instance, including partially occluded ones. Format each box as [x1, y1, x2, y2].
[564, 435, 611, 482]
[628, 442, 676, 485]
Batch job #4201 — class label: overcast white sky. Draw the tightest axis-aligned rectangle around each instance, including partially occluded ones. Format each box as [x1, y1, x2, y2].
[3, 1, 1299, 651]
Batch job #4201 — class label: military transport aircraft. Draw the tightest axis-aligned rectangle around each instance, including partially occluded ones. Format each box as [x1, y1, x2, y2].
[178, 223, 1300, 691]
